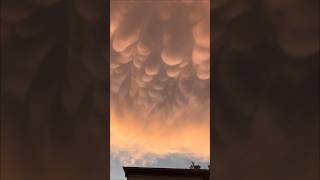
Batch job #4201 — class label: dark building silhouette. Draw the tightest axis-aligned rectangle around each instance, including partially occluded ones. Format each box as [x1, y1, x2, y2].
[123, 167, 210, 180]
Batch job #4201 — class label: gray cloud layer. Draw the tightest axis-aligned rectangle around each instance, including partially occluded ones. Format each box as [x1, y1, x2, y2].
[110, 0, 210, 175]
[110, 0, 210, 121]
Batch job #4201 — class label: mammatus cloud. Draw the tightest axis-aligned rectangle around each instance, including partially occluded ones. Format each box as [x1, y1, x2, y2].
[110, 104, 210, 166]
[110, 0, 210, 165]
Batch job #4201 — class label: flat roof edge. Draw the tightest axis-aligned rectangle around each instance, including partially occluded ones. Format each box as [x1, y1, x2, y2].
[123, 167, 210, 178]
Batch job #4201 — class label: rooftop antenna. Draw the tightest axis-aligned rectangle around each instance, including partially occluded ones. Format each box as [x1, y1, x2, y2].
[189, 161, 201, 170]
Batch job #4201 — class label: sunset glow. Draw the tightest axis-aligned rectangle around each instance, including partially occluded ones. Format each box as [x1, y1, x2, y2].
[110, 0, 210, 179]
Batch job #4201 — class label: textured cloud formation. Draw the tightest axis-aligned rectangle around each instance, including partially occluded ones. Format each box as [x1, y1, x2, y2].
[110, 0, 210, 166]
[111, 104, 210, 166]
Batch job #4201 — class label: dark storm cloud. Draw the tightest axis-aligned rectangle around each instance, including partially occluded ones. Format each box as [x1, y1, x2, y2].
[110, 0, 210, 120]
[110, 0, 210, 165]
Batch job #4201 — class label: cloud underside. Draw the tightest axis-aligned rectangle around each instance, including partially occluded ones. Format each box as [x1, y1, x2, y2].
[110, 0, 210, 166]
[111, 104, 210, 166]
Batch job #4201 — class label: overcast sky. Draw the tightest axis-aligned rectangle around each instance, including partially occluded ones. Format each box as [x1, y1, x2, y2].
[110, 1, 210, 179]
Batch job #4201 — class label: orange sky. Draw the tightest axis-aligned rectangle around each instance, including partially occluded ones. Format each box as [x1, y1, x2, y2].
[111, 101, 210, 166]
[110, 0, 210, 168]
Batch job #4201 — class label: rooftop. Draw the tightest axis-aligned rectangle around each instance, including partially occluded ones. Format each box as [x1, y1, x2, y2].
[123, 167, 210, 180]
